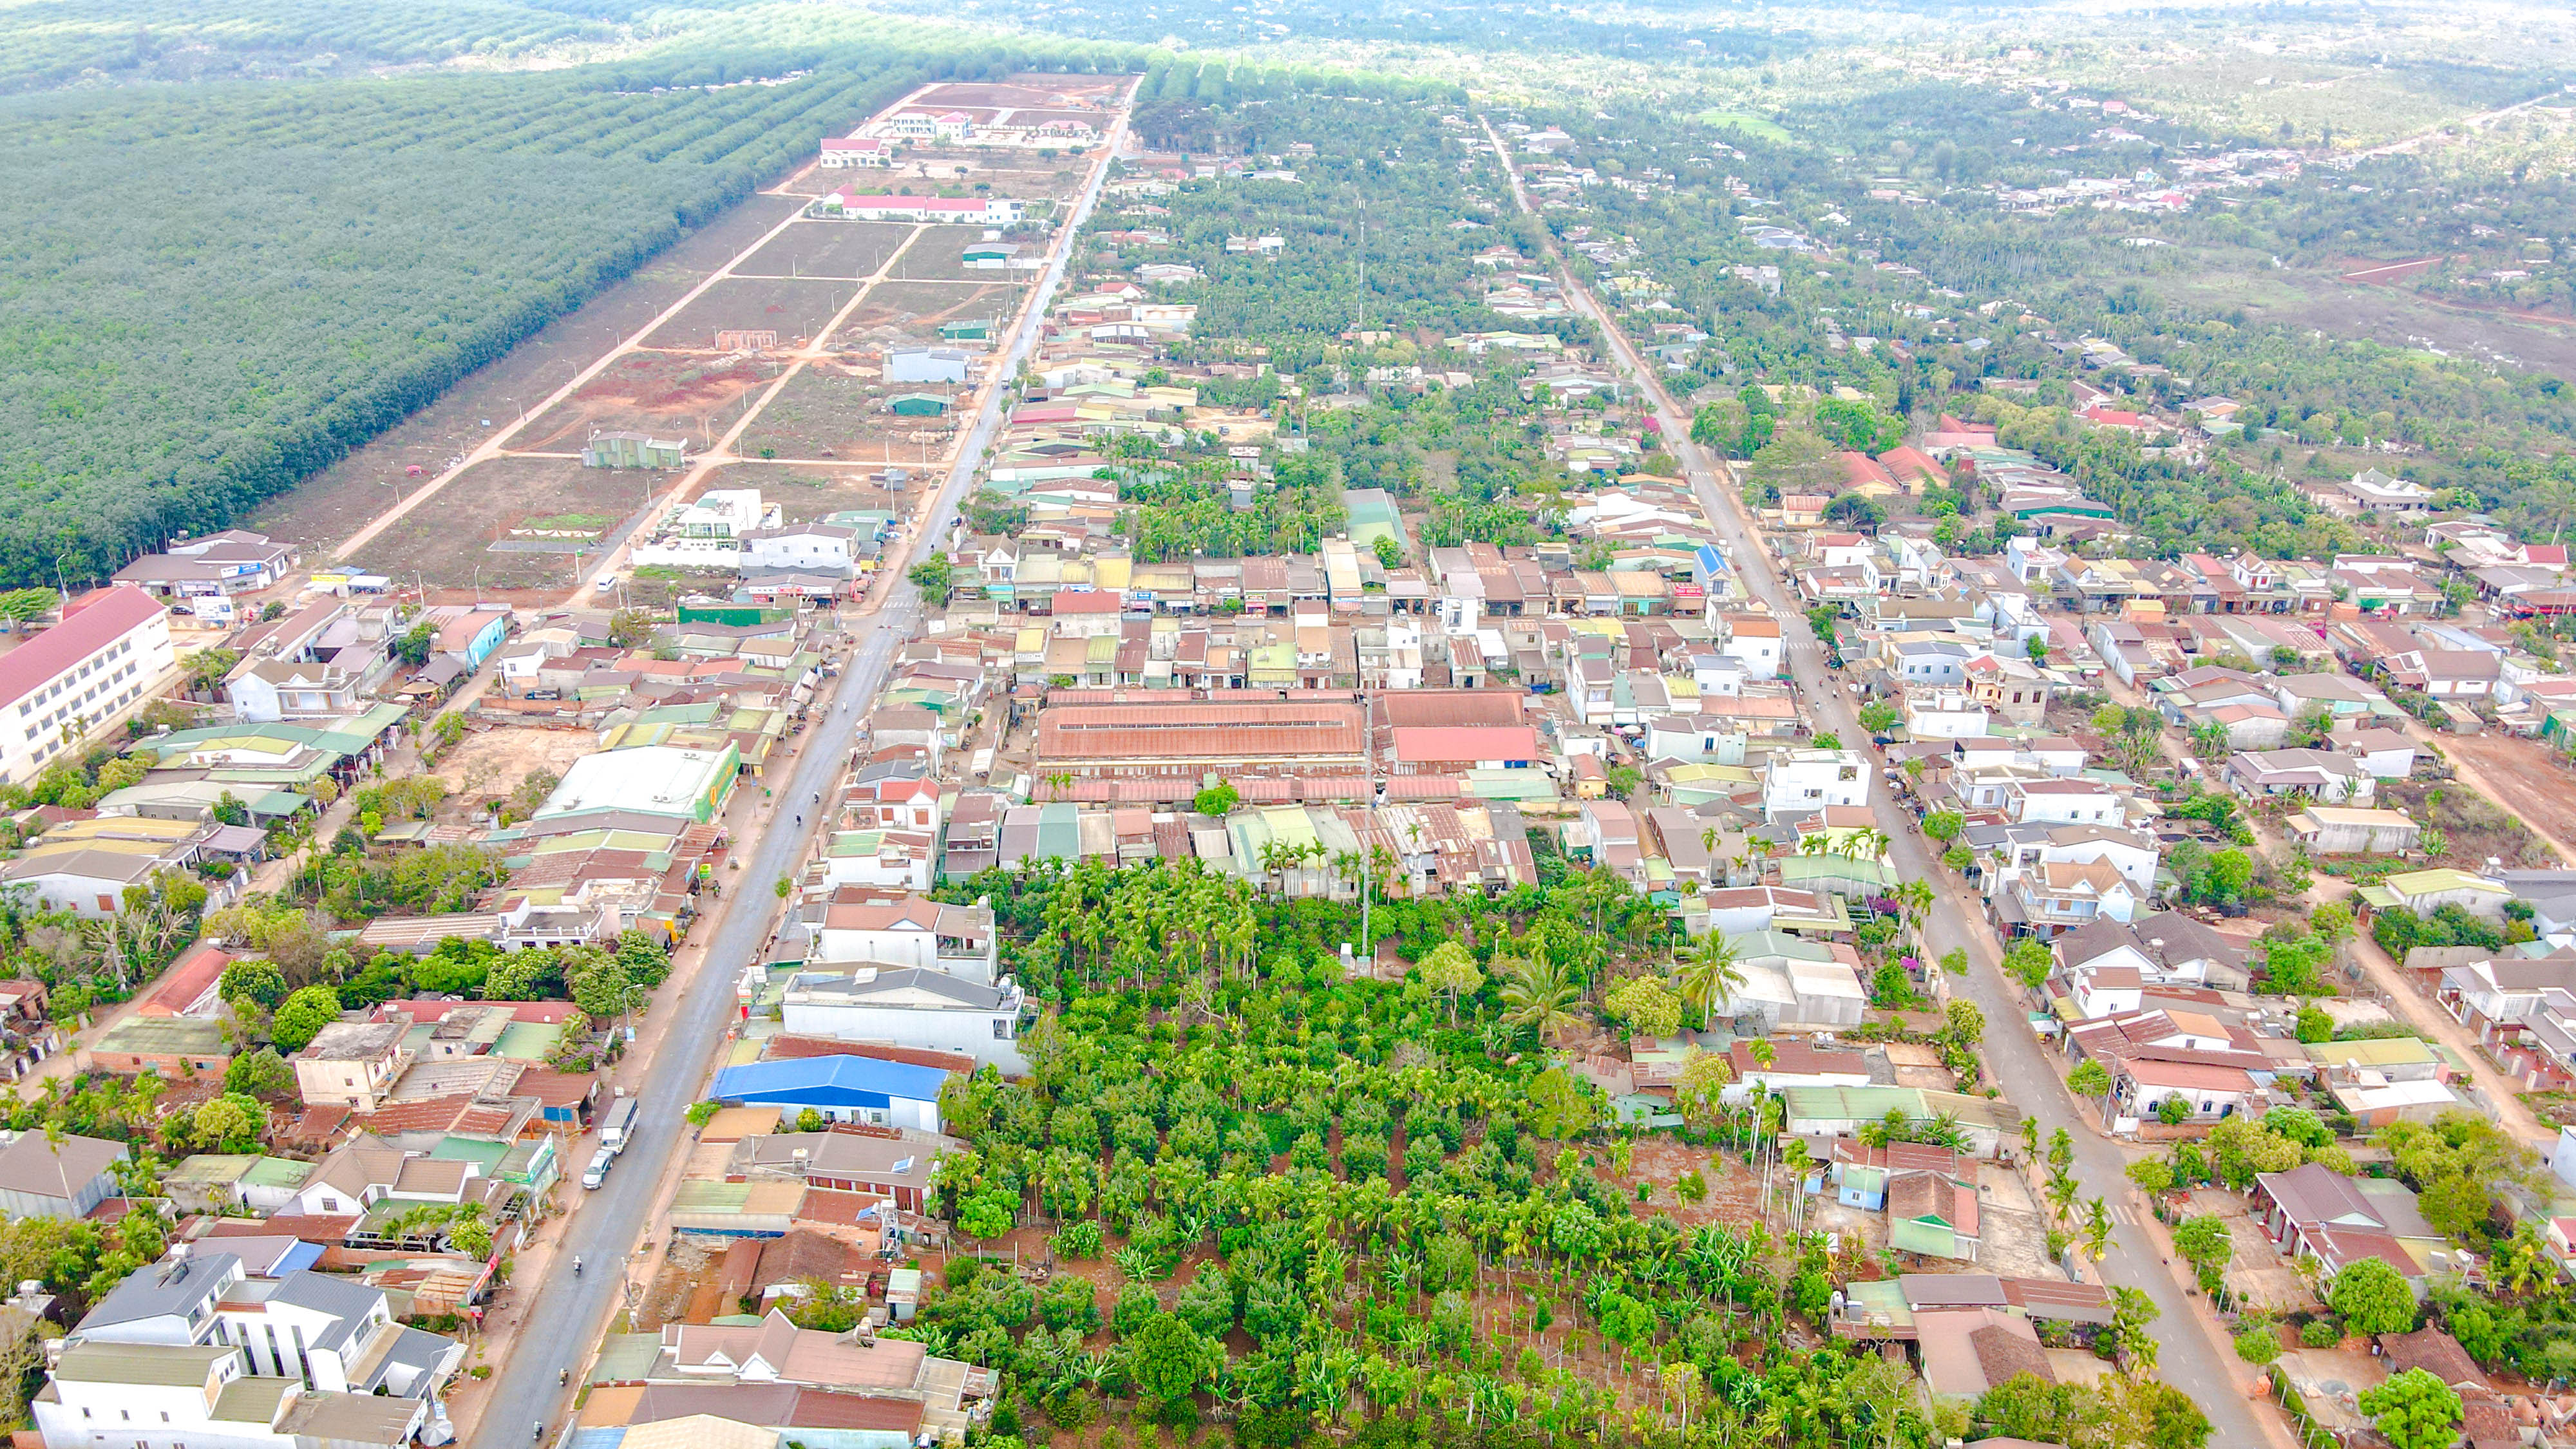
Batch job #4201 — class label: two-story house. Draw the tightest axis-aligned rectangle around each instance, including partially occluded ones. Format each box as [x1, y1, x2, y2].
[290, 1021, 415, 1113]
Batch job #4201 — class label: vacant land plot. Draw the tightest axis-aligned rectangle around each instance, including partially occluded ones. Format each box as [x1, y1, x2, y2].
[250, 194, 806, 556]
[895, 146, 1092, 203]
[691, 460, 913, 527]
[737, 366, 958, 464]
[359, 457, 654, 596]
[838, 279, 1023, 343]
[737, 220, 916, 280]
[2154, 261, 2576, 377]
[644, 276, 858, 351]
[511, 354, 781, 454]
[431, 726, 596, 802]
[2416, 732, 2576, 862]
[914, 76, 1124, 110]
[899, 225, 1030, 281]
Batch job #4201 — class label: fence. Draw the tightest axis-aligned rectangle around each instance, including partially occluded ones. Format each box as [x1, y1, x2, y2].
[2271, 1372, 2343, 1449]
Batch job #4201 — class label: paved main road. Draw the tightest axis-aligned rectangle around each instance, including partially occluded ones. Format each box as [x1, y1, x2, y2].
[1478, 117, 2286, 1446]
[473, 93, 1132, 1449]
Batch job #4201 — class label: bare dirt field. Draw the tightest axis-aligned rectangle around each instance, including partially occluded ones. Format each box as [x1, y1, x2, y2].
[914, 77, 1124, 110]
[2154, 263, 2576, 377]
[737, 220, 915, 280]
[902, 226, 1034, 281]
[738, 366, 959, 464]
[247, 193, 806, 556]
[838, 279, 1024, 343]
[431, 725, 596, 802]
[643, 276, 860, 352]
[690, 460, 914, 528]
[2423, 730, 2576, 860]
[511, 354, 783, 454]
[358, 456, 657, 595]
[888, 147, 1093, 204]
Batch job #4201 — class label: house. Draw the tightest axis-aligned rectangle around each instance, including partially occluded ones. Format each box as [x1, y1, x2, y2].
[2333, 726, 2419, 780]
[0, 1130, 128, 1218]
[818, 135, 891, 167]
[779, 969, 1028, 1074]
[813, 896, 997, 982]
[2112, 1057, 2260, 1123]
[282, 1133, 503, 1220]
[2358, 869, 2511, 921]
[2336, 468, 2437, 515]
[292, 1020, 417, 1114]
[820, 193, 1024, 226]
[2286, 806, 2422, 856]
[709, 1056, 952, 1132]
[742, 525, 858, 576]
[113, 532, 296, 623]
[885, 348, 974, 385]
[2251, 1161, 2448, 1285]
[2053, 911, 2251, 992]
[1778, 1087, 2022, 1158]
[431, 609, 509, 674]
[2436, 952, 2576, 1084]
[33, 1340, 430, 1449]
[227, 659, 363, 723]
[1760, 749, 1871, 818]
[1887, 1168, 1982, 1262]
[728, 1130, 951, 1212]
[2225, 748, 2374, 805]
[2004, 777, 2121, 826]
[0, 587, 175, 786]
[1998, 859, 2138, 938]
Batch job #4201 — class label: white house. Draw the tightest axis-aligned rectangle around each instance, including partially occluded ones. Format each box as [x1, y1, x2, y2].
[1760, 749, 1870, 819]
[1719, 614, 1783, 677]
[0, 588, 174, 786]
[2006, 777, 2121, 826]
[1904, 692, 1991, 740]
[820, 193, 1023, 225]
[741, 524, 857, 574]
[35, 1339, 431, 1449]
[779, 968, 1027, 1074]
[227, 659, 361, 723]
[886, 347, 974, 384]
[819, 135, 891, 167]
[813, 895, 996, 982]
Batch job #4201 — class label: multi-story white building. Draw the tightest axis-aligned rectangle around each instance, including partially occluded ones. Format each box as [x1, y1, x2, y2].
[0, 588, 172, 785]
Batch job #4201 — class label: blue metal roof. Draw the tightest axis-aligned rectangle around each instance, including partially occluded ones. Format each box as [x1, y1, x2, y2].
[1695, 545, 1728, 576]
[712, 1054, 951, 1108]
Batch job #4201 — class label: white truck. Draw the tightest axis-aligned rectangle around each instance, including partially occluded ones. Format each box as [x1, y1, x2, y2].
[598, 1095, 639, 1154]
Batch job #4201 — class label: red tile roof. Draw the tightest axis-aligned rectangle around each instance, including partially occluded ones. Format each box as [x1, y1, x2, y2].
[0, 587, 164, 711]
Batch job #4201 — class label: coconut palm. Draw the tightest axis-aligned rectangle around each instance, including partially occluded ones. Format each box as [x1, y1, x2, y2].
[1497, 955, 1582, 1044]
[1678, 933, 1747, 1024]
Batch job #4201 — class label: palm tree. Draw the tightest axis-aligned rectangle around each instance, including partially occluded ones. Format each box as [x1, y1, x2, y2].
[1677, 933, 1746, 1024]
[1894, 878, 1934, 927]
[1497, 956, 1582, 1044]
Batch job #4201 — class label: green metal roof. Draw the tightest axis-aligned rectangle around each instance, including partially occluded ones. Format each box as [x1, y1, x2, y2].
[490, 1021, 563, 1061]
